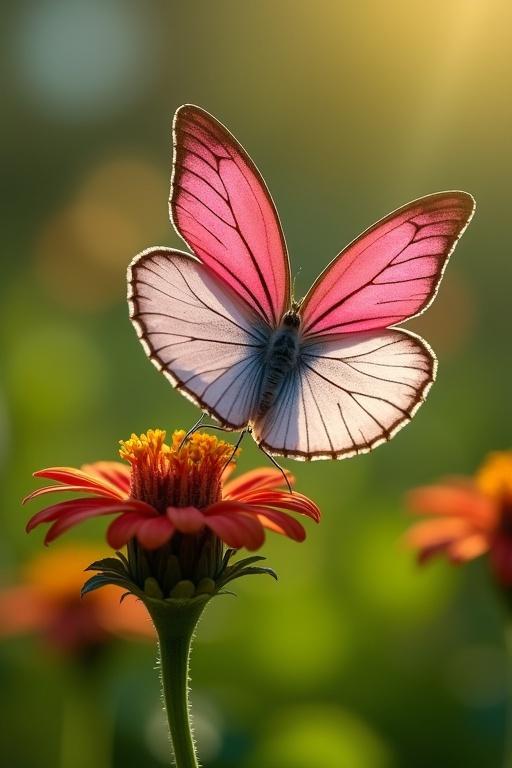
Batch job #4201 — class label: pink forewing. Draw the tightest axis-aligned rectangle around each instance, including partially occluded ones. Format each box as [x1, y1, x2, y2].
[300, 192, 475, 337]
[171, 105, 290, 327]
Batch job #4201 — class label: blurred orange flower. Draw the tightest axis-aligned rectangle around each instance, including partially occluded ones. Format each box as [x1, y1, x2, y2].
[405, 452, 512, 586]
[0, 545, 153, 654]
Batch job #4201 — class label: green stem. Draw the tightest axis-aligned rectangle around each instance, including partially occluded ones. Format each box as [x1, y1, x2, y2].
[148, 600, 207, 768]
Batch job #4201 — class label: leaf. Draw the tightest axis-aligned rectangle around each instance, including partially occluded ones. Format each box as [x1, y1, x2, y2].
[85, 557, 129, 576]
[218, 565, 278, 588]
[81, 573, 133, 597]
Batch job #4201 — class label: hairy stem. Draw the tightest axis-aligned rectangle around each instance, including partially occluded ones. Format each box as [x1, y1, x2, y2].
[148, 600, 207, 768]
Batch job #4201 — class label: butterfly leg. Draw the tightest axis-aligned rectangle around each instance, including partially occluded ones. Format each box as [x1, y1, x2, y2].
[221, 429, 248, 474]
[178, 413, 207, 451]
[258, 443, 292, 494]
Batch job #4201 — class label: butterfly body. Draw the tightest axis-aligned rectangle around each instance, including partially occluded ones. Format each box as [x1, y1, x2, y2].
[258, 314, 301, 417]
[128, 105, 475, 460]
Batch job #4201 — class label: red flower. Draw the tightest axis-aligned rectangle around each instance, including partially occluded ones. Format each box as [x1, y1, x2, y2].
[405, 452, 512, 586]
[25, 429, 320, 552]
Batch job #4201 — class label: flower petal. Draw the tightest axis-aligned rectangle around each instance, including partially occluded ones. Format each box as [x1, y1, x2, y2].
[256, 509, 306, 541]
[31, 467, 126, 499]
[44, 503, 131, 544]
[405, 517, 483, 564]
[136, 516, 175, 549]
[166, 506, 205, 534]
[447, 533, 489, 563]
[23, 484, 115, 505]
[107, 513, 148, 549]
[224, 468, 295, 499]
[27, 497, 122, 532]
[205, 511, 265, 550]
[406, 485, 496, 528]
[237, 490, 321, 522]
[26, 497, 153, 533]
[81, 461, 131, 494]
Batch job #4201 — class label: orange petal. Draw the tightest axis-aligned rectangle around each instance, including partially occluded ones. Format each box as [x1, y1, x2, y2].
[256, 509, 306, 541]
[406, 485, 496, 528]
[405, 517, 474, 550]
[81, 461, 131, 494]
[240, 490, 321, 521]
[447, 533, 489, 562]
[30, 467, 126, 500]
[223, 468, 295, 499]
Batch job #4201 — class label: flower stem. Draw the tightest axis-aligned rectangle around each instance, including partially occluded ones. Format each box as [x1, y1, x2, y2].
[148, 599, 208, 768]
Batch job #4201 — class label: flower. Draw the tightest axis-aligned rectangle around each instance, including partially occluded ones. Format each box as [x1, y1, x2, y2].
[24, 429, 320, 602]
[0, 545, 153, 654]
[25, 428, 320, 552]
[405, 452, 512, 586]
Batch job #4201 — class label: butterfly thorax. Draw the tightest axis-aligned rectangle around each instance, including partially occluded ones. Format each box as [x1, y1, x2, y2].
[256, 312, 301, 418]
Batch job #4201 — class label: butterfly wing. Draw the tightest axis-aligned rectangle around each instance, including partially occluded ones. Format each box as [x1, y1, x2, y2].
[251, 329, 435, 459]
[128, 248, 268, 429]
[171, 104, 291, 327]
[300, 192, 475, 336]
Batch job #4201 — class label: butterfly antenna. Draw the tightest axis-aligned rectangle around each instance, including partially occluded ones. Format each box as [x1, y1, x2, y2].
[221, 429, 248, 475]
[178, 413, 206, 451]
[291, 267, 303, 306]
[258, 445, 292, 494]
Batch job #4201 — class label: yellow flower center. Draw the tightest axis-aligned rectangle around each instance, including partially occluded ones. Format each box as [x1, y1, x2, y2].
[119, 428, 236, 510]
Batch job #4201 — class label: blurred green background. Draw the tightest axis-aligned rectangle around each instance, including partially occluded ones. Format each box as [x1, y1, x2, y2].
[2, 1, 512, 766]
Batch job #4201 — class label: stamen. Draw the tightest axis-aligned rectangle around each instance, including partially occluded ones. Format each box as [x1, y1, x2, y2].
[119, 428, 240, 510]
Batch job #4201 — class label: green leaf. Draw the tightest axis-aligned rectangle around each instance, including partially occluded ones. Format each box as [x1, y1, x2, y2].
[81, 573, 133, 597]
[218, 565, 278, 587]
[85, 557, 128, 576]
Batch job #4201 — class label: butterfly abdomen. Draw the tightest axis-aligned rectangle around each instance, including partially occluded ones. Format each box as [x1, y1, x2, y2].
[256, 315, 301, 418]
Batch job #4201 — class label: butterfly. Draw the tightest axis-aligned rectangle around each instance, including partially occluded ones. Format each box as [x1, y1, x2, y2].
[128, 105, 475, 461]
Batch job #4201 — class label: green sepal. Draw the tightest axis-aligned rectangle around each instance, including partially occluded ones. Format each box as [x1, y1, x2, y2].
[81, 573, 136, 597]
[219, 565, 278, 587]
[84, 557, 128, 576]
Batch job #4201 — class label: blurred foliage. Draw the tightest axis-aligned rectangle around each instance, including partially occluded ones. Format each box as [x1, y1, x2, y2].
[2, 1, 512, 766]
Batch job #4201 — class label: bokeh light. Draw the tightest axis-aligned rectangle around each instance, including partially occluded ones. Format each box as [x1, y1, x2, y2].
[33, 157, 169, 311]
[10, 0, 158, 120]
[248, 705, 393, 768]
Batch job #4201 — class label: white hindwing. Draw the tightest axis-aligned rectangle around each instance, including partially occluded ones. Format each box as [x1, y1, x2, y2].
[251, 329, 435, 459]
[129, 248, 268, 429]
